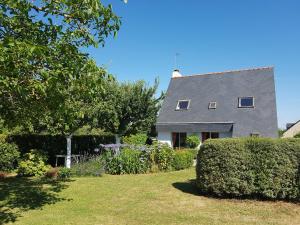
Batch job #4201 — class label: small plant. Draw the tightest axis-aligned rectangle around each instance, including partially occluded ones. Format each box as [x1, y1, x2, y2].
[58, 167, 72, 180]
[0, 142, 20, 172]
[186, 134, 200, 149]
[122, 133, 148, 145]
[45, 167, 59, 179]
[172, 150, 194, 170]
[17, 149, 50, 177]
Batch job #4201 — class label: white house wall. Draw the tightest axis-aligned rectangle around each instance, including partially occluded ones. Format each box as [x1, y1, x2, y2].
[157, 132, 172, 146]
[157, 131, 232, 147]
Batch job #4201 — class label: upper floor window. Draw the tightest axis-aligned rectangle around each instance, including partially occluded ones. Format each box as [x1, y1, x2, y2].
[238, 97, 254, 108]
[176, 100, 190, 110]
[208, 102, 217, 109]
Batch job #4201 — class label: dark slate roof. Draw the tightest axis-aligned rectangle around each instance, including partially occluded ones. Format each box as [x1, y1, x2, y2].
[157, 67, 278, 137]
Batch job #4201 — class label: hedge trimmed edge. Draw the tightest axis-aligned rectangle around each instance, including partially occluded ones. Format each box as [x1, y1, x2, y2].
[196, 138, 300, 201]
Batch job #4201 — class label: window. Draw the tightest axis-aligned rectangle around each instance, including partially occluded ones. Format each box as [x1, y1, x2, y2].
[202, 132, 219, 142]
[238, 97, 254, 108]
[172, 132, 187, 148]
[176, 100, 190, 110]
[208, 102, 217, 109]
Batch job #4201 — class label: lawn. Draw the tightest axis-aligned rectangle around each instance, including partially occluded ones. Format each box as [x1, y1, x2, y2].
[1, 168, 299, 225]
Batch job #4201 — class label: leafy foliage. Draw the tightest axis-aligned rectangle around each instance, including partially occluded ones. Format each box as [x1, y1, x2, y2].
[0, 141, 20, 172]
[93, 79, 164, 137]
[70, 155, 104, 177]
[172, 150, 194, 170]
[58, 167, 72, 180]
[122, 133, 148, 145]
[186, 134, 200, 148]
[105, 148, 149, 175]
[17, 149, 50, 177]
[152, 143, 175, 171]
[0, 0, 120, 134]
[196, 138, 300, 200]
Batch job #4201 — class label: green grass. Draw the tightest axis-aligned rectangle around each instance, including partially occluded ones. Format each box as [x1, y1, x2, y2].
[1, 168, 299, 225]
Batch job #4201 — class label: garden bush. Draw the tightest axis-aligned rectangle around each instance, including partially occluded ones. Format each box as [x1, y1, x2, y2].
[196, 138, 300, 200]
[0, 141, 20, 172]
[186, 134, 200, 148]
[58, 167, 72, 180]
[172, 150, 194, 170]
[17, 149, 50, 177]
[105, 148, 149, 175]
[152, 143, 175, 171]
[122, 133, 148, 145]
[71, 155, 104, 177]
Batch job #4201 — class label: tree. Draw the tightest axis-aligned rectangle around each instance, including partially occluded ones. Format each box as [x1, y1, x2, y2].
[93, 78, 164, 143]
[0, 0, 121, 167]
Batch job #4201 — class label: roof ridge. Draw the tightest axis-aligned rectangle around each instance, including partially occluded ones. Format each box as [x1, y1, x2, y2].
[173, 66, 274, 79]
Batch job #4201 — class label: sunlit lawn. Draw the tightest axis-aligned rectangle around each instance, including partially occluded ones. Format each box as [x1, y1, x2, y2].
[1, 168, 299, 225]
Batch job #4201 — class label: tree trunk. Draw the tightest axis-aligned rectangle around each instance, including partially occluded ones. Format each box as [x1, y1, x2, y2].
[66, 135, 72, 168]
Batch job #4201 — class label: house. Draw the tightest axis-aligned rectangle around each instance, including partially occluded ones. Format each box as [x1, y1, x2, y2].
[156, 67, 278, 148]
[282, 120, 300, 138]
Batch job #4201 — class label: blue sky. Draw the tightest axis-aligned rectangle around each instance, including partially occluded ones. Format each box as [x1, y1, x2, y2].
[86, 0, 300, 128]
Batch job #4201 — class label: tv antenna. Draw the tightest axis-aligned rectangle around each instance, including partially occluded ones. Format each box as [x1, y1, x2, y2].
[175, 52, 180, 70]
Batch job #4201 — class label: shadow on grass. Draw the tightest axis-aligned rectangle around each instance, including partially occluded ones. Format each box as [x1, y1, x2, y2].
[172, 179, 202, 196]
[172, 179, 300, 204]
[0, 177, 73, 224]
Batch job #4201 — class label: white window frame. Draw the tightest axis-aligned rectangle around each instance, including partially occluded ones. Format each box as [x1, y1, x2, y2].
[176, 99, 190, 110]
[238, 97, 255, 108]
[208, 101, 217, 109]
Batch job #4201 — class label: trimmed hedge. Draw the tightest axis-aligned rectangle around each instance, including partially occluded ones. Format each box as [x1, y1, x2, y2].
[196, 138, 300, 201]
[7, 134, 115, 166]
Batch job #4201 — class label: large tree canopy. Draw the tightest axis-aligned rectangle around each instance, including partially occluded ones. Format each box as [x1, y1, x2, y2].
[0, 0, 120, 131]
[93, 78, 164, 138]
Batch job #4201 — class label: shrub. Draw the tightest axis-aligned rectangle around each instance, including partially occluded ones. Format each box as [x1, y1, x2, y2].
[17, 149, 50, 177]
[186, 134, 200, 149]
[0, 142, 20, 172]
[152, 143, 175, 171]
[294, 132, 300, 138]
[196, 138, 300, 200]
[45, 167, 59, 179]
[122, 133, 148, 145]
[105, 148, 149, 175]
[58, 167, 72, 180]
[180, 148, 198, 159]
[172, 150, 194, 170]
[71, 155, 104, 177]
[0, 134, 7, 143]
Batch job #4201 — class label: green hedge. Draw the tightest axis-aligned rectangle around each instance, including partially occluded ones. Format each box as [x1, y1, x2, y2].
[172, 150, 194, 170]
[196, 138, 300, 201]
[7, 134, 115, 166]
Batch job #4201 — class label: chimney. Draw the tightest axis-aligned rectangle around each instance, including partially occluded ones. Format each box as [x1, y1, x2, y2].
[172, 69, 182, 78]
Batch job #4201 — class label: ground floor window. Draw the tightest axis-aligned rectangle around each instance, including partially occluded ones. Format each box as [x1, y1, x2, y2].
[202, 132, 219, 142]
[172, 132, 187, 148]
